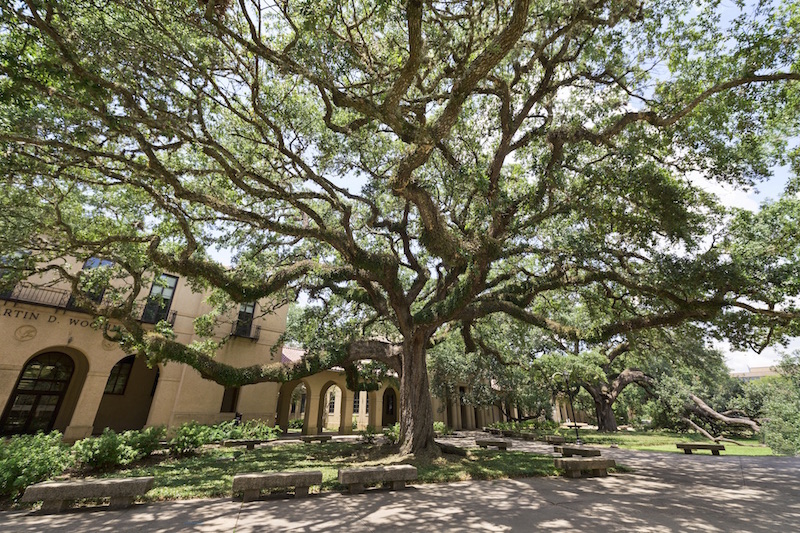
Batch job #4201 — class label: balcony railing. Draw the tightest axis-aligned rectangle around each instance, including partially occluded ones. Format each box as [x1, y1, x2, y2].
[140, 308, 177, 326]
[0, 283, 73, 309]
[231, 321, 261, 341]
[0, 283, 177, 327]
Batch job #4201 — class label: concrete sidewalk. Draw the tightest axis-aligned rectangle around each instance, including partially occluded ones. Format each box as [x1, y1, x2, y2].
[3, 447, 799, 532]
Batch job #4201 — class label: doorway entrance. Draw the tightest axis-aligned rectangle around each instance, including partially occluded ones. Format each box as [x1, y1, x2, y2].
[0, 352, 75, 435]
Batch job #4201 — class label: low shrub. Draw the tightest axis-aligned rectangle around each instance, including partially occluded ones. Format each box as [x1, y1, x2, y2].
[206, 419, 279, 441]
[0, 432, 74, 498]
[122, 425, 166, 459]
[73, 428, 137, 469]
[168, 422, 213, 456]
[288, 418, 304, 430]
[433, 421, 453, 435]
[360, 425, 377, 444]
[384, 423, 400, 444]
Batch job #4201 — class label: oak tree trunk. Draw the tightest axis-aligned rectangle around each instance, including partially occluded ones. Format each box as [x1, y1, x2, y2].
[594, 395, 618, 432]
[398, 333, 437, 457]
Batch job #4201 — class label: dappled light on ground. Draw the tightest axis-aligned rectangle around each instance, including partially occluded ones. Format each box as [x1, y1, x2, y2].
[3, 436, 799, 532]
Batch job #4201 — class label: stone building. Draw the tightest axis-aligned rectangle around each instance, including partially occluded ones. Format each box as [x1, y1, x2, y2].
[0, 260, 507, 440]
[0, 261, 285, 441]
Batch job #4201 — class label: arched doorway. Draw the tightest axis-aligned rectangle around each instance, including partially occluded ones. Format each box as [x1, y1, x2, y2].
[382, 388, 397, 427]
[276, 381, 308, 434]
[92, 355, 159, 433]
[317, 382, 342, 433]
[0, 352, 74, 435]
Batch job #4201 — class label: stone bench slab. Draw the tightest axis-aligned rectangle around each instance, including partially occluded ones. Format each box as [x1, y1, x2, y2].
[20, 477, 155, 513]
[554, 446, 601, 457]
[299, 435, 332, 443]
[475, 439, 510, 450]
[338, 465, 417, 494]
[676, 443, 725, 455]
[233, 471, 323, 501]
[554, 458, 616, 479]
[544, 435, 566, 444]
[222, 439, 265, 450]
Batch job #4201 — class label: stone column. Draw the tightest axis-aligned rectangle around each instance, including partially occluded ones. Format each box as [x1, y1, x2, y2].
[303, 393, 320, 435]
[0, 363, 21, 416]
[373, 392, 384, 429]
[475, 407, 485, 429]
[339, 387, 354, 434]
[63, 370, 108, 441]
[449, 396, 461, 430]
[276, 387, 292, 434]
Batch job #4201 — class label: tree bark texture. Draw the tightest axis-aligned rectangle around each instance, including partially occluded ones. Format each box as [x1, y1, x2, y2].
[399, 334, 437, 457]
[593, 394, 619, 433]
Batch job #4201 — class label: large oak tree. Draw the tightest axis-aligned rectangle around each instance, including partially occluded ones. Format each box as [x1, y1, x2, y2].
[1, 0, 799, 455]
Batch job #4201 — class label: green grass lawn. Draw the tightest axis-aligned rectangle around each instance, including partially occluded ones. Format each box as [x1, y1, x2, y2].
[2, 430, 779, 510]
[85, 442, 558, 502]
[576, 429, 773, 456]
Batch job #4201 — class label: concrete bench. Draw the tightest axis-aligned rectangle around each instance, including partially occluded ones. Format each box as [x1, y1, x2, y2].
[222, 439, 265, 450]
[484, 428, 502, 436]
[554, 458, 616, 479]
[544, 435, 566, 444]
[338, 465, 417, 494]
[519, 432, 538, 441]
[232, 471, 323, 501]
[676, 443, 725, 455]
[554, 445, 601, 458]
[475, 439, 510, 450]
[299, 435, 332, 443]
[20, 477, 155, 513]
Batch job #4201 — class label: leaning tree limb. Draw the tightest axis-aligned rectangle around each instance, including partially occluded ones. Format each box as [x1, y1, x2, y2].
[686, 394, 761, 433]
[680, 417, 745, 446]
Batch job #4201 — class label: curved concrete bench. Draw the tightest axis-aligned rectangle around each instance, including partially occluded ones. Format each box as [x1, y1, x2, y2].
[554, 458, 615, 478]
[554, 445, 601, 457]
[20, 477, 155, 513]
[676, 443, 725, 455]
[338, 465, 417, 494]
[233, 471, 323, 501]
[475, 439, 510, 450]
[299, 435, 332, 443]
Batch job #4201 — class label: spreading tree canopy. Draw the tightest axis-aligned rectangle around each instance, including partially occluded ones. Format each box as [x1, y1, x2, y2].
[2, 0, 800, 455]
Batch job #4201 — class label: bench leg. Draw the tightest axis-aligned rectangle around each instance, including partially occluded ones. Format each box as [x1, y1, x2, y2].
[566, 470, 582, 479]
[295, 486, 310, 498]
[712, 450, 720, 456]
[683, 449, 692, 454]
[348, 483, 365, 495]
[390, 480, 406, 491]
[246, 443, 256, 450]
[479, 445, 487, 448]
[40, 500, 68, 514]
[591, 469, 608, 477]
[242, 489, 261, 502]
[109, 496, 134, 510]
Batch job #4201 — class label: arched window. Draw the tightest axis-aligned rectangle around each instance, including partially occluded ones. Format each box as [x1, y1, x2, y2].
[0, 353, 74, 435]
[104, 355, 134, 395]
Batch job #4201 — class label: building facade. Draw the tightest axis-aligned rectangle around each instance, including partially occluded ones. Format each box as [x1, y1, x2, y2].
[0, 264, 286, 441]
[0, 262, 510, 441]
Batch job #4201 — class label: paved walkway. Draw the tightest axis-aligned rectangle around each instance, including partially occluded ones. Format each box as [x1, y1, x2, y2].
[4, 434, 799, 532]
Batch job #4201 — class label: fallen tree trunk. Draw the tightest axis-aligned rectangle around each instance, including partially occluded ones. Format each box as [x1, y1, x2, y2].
[680, 417, 746, 446]
[686, 394, 761, 433]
